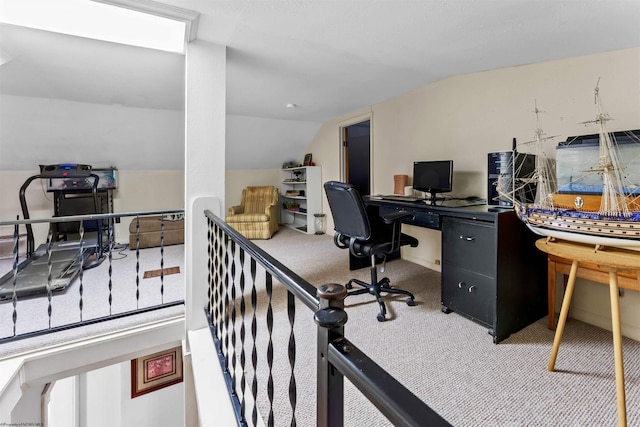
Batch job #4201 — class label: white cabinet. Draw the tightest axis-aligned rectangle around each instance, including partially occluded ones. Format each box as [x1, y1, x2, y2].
[279, 166, 322, 234]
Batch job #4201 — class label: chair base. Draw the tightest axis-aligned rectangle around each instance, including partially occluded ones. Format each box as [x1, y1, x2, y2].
[346, 276, 415, 322]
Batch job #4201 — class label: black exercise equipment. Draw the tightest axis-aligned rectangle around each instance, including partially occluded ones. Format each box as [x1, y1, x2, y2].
[0, 164, 107, 300]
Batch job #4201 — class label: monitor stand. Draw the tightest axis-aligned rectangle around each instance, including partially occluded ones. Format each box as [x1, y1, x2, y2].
[427, 191, 439, 206]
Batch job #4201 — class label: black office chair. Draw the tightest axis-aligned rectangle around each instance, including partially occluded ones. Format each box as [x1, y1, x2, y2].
[324, 181, 419, 321]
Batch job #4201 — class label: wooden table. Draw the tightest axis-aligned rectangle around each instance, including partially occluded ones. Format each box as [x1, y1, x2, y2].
[546, 254, 639, 330]
[536, 238, 640, 427]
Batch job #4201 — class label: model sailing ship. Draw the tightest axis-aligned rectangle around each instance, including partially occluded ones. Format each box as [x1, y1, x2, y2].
[500, 81, 640, 250]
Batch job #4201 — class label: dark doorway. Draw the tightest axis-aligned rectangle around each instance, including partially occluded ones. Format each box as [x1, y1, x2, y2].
[343, 120, 371, 195]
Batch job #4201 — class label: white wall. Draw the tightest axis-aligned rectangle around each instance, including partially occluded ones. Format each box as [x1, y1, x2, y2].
[112, 170, 184, 241]
[226, 114, 321, 169]
[225, 168, 280, 212]
[81, 365, 120, 427]
[119, 361, 184, 427]
[48, 376, 77, 427]
[306, 46, 640, 338]
[48, 361, 184, 427]
[0, 95, 184, 171]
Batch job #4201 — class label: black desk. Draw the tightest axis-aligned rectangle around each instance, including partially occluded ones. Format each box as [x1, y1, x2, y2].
[365, 196, 501, 228]
[362, 197, 547, 343]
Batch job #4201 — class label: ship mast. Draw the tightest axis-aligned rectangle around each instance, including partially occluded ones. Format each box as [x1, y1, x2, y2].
[586, 81, 630, 217]
[532, 102, 555, 209]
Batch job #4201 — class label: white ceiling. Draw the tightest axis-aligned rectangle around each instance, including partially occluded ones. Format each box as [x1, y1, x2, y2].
[1, 0, 640, 169]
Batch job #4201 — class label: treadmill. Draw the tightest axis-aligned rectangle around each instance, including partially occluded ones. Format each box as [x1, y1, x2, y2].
[0, 164, 105, 300]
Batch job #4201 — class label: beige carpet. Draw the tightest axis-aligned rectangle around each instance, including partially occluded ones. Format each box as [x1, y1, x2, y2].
[246, 227, 640, 427]
[0, 244, 185, 358]
[2, 226, 639, 425]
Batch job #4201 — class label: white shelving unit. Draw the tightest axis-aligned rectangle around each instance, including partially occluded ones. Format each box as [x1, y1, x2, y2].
[279, 166, 321, 234]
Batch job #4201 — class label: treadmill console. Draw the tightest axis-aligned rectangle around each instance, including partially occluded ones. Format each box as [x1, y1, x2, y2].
[39, 164, 92, 178]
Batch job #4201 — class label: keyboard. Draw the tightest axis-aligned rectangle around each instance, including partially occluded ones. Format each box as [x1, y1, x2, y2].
[375, 194, 423, 202]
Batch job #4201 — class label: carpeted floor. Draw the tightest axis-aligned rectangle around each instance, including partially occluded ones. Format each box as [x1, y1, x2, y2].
[0, 244, 184, 358]
[249, 227, 640, 427]
[2, 226, 639, 426]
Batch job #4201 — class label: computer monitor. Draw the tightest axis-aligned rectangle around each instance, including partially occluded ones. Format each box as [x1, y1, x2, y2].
[413, 160, 453, 204]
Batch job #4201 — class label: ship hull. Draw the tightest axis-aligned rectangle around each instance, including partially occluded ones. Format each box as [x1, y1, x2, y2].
[514, 201, 640, 250]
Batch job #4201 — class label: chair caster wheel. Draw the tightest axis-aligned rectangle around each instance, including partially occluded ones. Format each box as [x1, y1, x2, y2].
[346, 283, 353, 290]
[377, 313, 386, 322]
[406, 298, 415, 306]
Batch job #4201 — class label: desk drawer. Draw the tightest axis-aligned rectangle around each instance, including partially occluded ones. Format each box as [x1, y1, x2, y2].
[442, 217, 496, 276]
[379, 206, 440, 229]
[406, 211, 439, 229]
[442, 266, 495, 325]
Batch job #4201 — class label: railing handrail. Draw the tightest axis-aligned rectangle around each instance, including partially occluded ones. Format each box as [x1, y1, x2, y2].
[0, 209, 185, 227]
[205, 209, 319, 311]
[0, 209, 186, 348]
[205, 210, 452, 426]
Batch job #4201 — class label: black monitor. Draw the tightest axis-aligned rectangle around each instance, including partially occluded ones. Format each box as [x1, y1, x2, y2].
[413, 160, 453, 205]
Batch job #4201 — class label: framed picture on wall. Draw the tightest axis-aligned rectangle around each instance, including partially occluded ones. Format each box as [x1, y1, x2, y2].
[131, 346, 183, 398]
[303, 153, 313, 166]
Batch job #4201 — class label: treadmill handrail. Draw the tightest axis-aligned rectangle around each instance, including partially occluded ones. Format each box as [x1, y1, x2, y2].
[2, 209, 185, 226]
[20, 173, 100, 257]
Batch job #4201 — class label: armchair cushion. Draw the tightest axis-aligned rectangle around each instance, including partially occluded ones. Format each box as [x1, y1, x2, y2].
[226, 213, 271, 223]
[226, 186, 279, 239]
[128, 215, 184, 249]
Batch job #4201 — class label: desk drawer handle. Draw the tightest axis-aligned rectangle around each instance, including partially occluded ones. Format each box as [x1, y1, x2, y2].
[468, 285, 476, 293]
[459, 235, 475, 242]
[458, 281, 466, 289]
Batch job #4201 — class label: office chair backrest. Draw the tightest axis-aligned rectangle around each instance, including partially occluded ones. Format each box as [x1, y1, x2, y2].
[324, 181, 371, 240]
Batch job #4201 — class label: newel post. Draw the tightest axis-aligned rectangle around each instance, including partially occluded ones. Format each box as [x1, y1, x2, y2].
[315, 283, 348, 427]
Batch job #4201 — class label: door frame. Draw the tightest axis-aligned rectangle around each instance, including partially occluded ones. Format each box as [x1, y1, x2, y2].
[338, 112, 373, 187]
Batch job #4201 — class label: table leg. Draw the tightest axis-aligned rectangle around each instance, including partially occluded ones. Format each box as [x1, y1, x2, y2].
[548, 260, 579, 371]
[609, 271, 627, 427]
[548, 258, 556, 330]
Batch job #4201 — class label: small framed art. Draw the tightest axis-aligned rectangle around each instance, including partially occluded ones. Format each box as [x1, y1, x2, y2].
[303, 153, 313, 166]
[131, 346, 183, 398]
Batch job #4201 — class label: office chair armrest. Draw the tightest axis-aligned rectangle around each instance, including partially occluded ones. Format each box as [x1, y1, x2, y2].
[382, 211, 414, 253]
[335, 233, 367, 258]
[381, 210, 414, 225]
[333, 232, 349, 250]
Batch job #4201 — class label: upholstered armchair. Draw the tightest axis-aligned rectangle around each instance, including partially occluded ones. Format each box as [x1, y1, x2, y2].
[226, 186, 280, 239]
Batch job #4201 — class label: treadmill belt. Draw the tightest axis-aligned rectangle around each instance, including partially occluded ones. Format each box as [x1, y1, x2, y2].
[0, 245, 86, 300]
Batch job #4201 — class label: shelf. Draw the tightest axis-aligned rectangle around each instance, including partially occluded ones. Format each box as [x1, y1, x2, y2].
[282, 208, 307, 216]
[282, 223, 308, 233]
[279, 166, 321, 235]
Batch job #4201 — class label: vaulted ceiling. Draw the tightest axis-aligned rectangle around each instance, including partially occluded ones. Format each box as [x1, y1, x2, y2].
[1, 0, 639, 169]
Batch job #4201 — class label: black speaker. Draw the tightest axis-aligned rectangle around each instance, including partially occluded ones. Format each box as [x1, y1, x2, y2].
[487, 151, 536, 206]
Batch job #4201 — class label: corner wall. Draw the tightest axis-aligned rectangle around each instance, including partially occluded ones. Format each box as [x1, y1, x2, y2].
[0, 95, 184, 171]
[225, 169, 280, 212]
